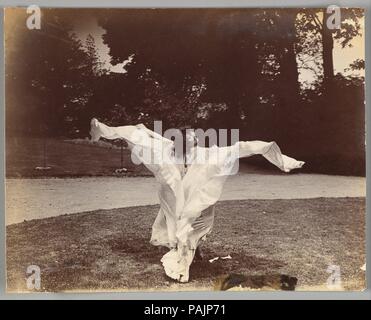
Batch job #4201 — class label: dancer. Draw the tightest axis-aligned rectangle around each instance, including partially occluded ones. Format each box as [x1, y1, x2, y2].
[90, 118, 304, 282]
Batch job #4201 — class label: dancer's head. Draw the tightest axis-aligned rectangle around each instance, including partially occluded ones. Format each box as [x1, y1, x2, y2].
[173, 127, 198, 160]
[184, 129, 198, 147]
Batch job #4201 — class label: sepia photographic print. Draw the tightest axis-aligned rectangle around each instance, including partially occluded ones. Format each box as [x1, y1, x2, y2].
[4, 7, 366, 292]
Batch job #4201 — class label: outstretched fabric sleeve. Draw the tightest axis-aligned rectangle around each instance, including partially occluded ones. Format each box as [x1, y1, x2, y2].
[237, 140, 305, 172]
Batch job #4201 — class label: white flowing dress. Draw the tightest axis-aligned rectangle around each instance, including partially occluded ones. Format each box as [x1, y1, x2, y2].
[90, 118, 305, 282]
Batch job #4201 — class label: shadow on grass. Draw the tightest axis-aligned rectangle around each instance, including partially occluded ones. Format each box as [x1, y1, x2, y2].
[190, 249, 284, 282]
[108, 235, 285, 285]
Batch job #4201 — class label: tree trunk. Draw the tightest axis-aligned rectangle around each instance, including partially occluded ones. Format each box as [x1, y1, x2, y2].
[277, 10, 300, 109]
[322, 9, 335, 84]
[276, 9, 300, 147]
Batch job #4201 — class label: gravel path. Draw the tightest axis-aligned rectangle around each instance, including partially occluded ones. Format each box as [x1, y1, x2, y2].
[6, 173, 365, 225]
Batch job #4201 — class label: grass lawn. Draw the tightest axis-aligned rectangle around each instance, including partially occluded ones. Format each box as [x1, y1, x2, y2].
[6, 137, 151, 177]
[6, 197, 365, 292]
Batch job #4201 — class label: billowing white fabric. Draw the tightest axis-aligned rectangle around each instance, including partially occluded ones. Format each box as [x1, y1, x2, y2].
[90, 118, 305, 282]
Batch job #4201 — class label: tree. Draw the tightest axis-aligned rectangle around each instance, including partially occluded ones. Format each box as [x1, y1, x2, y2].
[296, 8, 364, 90]
[5, 8, 103, 137]
[85, 34, 106, 76]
